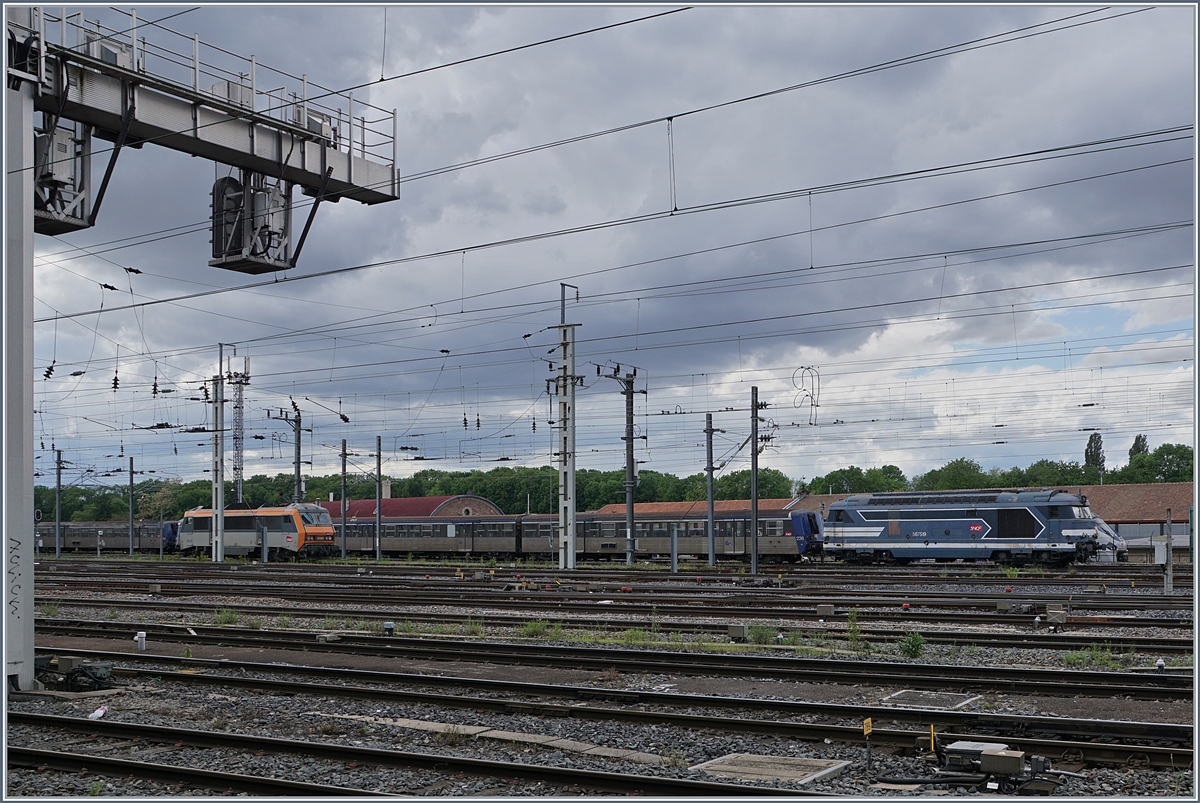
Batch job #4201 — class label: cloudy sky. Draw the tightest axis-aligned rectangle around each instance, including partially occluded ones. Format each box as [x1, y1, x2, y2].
[28, 3, 1195, 493]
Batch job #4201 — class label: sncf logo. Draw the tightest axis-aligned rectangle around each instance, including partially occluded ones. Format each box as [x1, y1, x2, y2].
[969, 524, 984, 532]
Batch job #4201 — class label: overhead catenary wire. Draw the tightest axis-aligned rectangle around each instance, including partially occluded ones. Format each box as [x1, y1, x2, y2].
[34, 141, 1193, 324]
[28, 8, 1171, 269]
[28, 6, 1190, 480]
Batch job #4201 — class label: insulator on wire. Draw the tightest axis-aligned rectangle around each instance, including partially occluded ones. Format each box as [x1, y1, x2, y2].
[476, 415, 481, 430]
[42, 362, 55, 380]
[463, 415, 468, 429]
[112, 374, 119, 390]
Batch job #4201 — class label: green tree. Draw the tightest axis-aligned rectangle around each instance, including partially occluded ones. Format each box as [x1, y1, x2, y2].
[1023, 459, 1087, 487]
[810, 466, 865, 495]
[1108, 453, 1155, 485]
[911, 457, 990, 491]
[714, 468, 793, 499]
[239, 473, 299, 506]
[135, 479, 181, 521]
[1148, 443, 1193, 483]
[1129, 433, 1149, 461]
[679, 472, 709, 501]
[576, 469, 626, 511]
[175, 479, 213, 512]
[863, 465, 907, 492]
[987, 466, 1026, 487]
[1108, 443, 1192, 485]
[1084, 433, 1105, 473]
[810, 464, 907, 494]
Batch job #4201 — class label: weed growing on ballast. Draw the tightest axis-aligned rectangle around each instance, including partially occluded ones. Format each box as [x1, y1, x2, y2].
[898, 631, 926, 658]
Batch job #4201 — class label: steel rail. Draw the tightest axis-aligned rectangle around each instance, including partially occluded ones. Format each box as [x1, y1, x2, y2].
[36, 592, 1195, 630]
[32, 578, 1194, 614]
[35, 626, 1192, 699]
[103, 662, 1190, 763]
[33, 599, 1196, 652]
[7, 713, 822, 796]
[6, 746, 395, 796]
[36, 559, 1192, 580]
[21, 655, 1194, 769]
[34, 647, 1194, 744]
[35, 570, 1193, 590]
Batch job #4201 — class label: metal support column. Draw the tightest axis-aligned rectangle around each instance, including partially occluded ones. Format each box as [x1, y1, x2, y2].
[375, 435, 382, 562]
[750, 386, 759, 576]
[55, 450, 62, 559]
[1165, 508, 1173, 594]
[340, 438, 347, 559]
[623, 374, 636, 565]
[670, 522, 678, 574]
[293, 412, 302, 502]
[705, 413, 716, 567]
[5, 71, 37, 689]
[211, 369, 225, 562]
[557, 325, 578, 570]
[128, 456, 134, 555]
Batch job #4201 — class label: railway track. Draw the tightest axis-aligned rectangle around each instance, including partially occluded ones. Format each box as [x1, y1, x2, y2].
[34, 557, 1193, 587]
[28, 573, 1190, 609]
[36, 559, 1192, 583]
[8, 712, 809, 796]
[35, 622, 1193, 700]
[28, 648, 1194, 769]
[34, 599, 1195, 653]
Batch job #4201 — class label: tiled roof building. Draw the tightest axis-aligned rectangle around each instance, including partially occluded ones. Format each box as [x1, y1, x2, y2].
[1070, 483, 1193, 524]
[319, 494, 502, 520]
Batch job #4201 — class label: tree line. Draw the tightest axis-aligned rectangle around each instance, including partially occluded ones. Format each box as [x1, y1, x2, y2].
[809, 435, 1192, 493]
[34, 466, 793, 524]
[35, 434, 1191, 523]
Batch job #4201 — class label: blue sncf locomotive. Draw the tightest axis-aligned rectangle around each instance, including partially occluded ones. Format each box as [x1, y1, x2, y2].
[806, 489, 1103, 566]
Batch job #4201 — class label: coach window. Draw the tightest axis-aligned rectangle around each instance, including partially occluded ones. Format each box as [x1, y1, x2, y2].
[1048, 506, 1060, 519]
[831, 510, 846, 523]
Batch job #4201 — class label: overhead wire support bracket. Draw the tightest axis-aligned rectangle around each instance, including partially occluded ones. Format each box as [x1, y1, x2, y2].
[290, 166, 334, 268]
[87, 79, 136, 227]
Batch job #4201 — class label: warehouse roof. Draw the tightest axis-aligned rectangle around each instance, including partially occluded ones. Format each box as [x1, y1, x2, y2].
[319, 494, 502, 520]
[1070, 482, 1193, 523]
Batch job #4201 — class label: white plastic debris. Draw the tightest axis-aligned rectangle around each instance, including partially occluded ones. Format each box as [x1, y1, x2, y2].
[88, 706, 107, 720]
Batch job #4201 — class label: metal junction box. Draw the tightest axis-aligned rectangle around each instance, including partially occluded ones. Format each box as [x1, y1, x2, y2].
[943, 741, 1019, 773]
[979, 749, 1025, 775]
